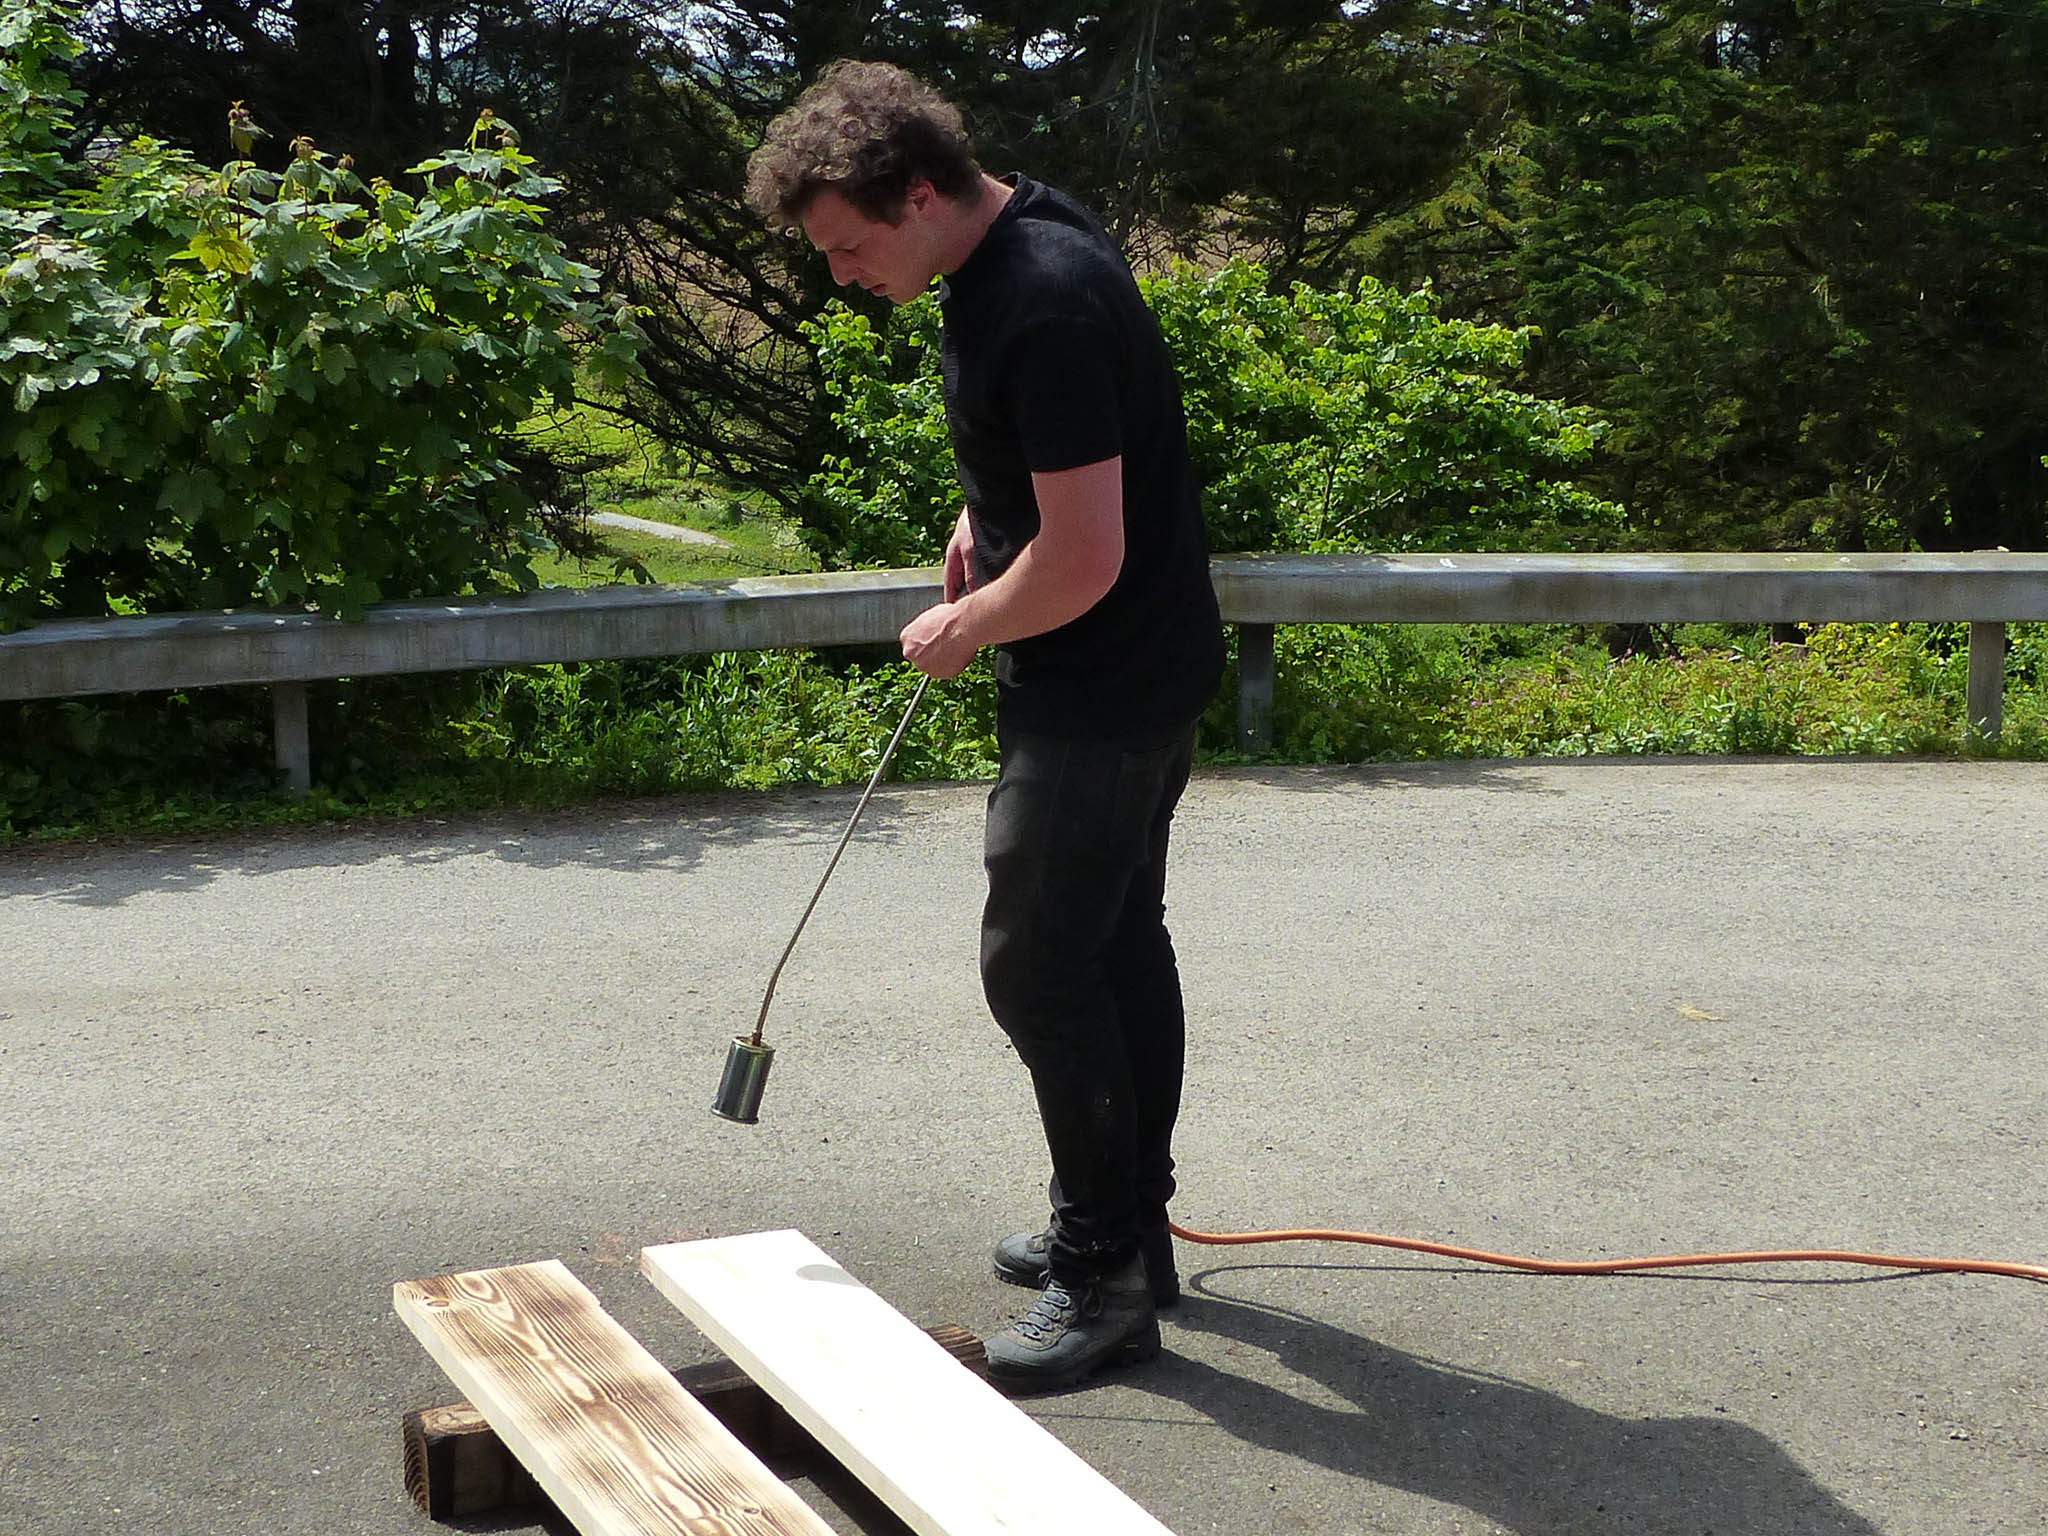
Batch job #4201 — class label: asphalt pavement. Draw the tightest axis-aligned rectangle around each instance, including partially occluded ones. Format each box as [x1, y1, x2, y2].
[3, 757, 2044, 1535]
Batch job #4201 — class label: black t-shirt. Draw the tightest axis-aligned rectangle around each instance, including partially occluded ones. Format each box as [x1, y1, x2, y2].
[938, 175, 1225, 740]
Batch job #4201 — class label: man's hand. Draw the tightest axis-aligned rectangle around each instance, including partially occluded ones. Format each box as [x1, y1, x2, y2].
[943, 507, 976, 603]
[900, 599, 979, 678]
[903, 457, 1124, 677]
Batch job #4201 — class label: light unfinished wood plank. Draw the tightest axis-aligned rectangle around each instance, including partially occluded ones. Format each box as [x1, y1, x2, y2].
[393, 1259, 835, 1536]
[640, 1230, 1179, 1536]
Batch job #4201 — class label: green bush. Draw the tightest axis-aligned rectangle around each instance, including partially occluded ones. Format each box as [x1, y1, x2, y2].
[798, 258, 1623, 569]
[0, 0, 643, 629]
[799, 297, 956, 569]
[0, 651, 999, 842]
[469, 650, 996, 793]
[1224, 620, 2048, 764]
[1150, 260, 1624, 554]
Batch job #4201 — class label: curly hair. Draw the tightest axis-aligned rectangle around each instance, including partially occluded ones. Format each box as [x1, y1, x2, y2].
[745, 60, 982, 231]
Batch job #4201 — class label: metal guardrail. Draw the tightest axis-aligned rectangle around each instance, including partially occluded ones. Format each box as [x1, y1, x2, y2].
[1213, 551, 2048, 750]
[0, 572, 940, 790]
[3, 552, 2043, 787]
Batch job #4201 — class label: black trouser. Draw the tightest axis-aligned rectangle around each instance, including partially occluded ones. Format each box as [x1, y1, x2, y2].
[979, 721, 1196, 1288]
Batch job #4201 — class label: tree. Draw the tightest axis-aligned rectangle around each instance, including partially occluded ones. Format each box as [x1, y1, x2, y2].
[71, 1, 1483, 559]
[1367, 0, 2048, 552]
[1, 0, 643, 628]
[589, 2, 1486, 544]
[1739, 0, 2048, 551]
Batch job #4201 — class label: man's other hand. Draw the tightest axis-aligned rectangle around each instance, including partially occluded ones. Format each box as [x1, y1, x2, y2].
[901, 600, 979, 678]
[943, 507, 977, 603]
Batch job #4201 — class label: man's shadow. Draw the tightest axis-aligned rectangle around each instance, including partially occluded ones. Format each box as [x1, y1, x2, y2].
[1136, 1263, 1885, 1535]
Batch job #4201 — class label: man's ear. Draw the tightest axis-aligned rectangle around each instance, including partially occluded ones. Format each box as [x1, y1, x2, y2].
[903, 178, 938, 218]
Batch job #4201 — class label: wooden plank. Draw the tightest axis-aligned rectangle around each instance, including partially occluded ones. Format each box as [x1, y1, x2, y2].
[393, 1259, 836, 1536]
[640, 1231, 1179, 1536]
[401, 1324, 988, 1519]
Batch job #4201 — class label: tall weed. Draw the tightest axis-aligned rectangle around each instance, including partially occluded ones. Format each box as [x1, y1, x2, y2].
[1231, 621, 2048, 763]
[470, 651, 996, 793]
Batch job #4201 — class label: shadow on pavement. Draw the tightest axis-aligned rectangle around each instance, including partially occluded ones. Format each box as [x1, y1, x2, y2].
[1210, 753, 1934, 799]
[0, 785, 939, 908]
[1139, 1268, 1883, 1536]
[1208, 760, 1564, 796]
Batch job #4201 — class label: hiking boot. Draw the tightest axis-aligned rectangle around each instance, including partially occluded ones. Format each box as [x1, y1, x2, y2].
[993, 1224, 1180, 1307]
[983, 1255, 1160, 1395]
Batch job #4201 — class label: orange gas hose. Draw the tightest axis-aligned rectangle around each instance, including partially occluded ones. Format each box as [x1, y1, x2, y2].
[1167, 1221, 2048, 1282]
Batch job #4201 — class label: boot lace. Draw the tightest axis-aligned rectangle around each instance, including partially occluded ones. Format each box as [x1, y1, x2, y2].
[1010, 1282, 1082, 1343]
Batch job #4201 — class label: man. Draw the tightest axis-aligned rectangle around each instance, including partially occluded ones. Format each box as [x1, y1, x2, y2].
[747, 61, 1224, 1393]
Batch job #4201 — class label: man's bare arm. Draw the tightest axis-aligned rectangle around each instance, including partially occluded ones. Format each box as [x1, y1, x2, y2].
[901, 457, 1124, 678]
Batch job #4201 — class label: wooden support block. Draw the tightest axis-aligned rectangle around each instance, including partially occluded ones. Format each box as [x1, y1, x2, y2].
[402, 1324, 987, 1519]
[403, 1399, 545, 1518]
[394, 1259, 837, 1536]
[641, 1230, 1180, 1536]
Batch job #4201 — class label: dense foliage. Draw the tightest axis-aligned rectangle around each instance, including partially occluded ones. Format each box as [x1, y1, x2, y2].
[66, 0, 2048, 559]
[1151, 261, 1622, 554]
[0, 0, 643, 629]
[800, 294, 955, 569]
[805, 262, 1622, 568]
[63, 2, 1477, 533]
[0, 649, 1001, 841]
[1370, 0, 2048, 553]
[55, 0, 2047, 560]
[1247, 619, 2048, 766]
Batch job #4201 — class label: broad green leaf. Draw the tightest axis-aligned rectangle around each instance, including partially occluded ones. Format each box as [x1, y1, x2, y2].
[157, 467, 222, 520]
[181, 230, 253, 275]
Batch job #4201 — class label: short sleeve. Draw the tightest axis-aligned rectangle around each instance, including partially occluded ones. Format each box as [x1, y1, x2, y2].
[1001, 312, 1124, 474]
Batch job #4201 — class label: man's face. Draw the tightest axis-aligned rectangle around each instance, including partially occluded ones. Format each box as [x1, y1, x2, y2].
[800, 186, 937, 305]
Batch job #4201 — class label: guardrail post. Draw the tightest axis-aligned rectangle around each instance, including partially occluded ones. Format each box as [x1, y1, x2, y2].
[273, 682, 311, 793]
[1237, 623, 1275, 753]
[1966, 621, 2006, 740]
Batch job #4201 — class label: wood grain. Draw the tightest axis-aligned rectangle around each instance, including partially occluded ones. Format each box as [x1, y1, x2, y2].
[640, 1231, 1180, 1536]
[394, 1259, 835, 1536]
[401, 1324, 987, 1519]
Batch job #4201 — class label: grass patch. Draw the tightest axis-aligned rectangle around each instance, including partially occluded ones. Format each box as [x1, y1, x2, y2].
[1203, 620, 2048, 763]
[534, 521, 814, 587]
[0, 653, 997, 846]
[522, 402, 818, 583]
